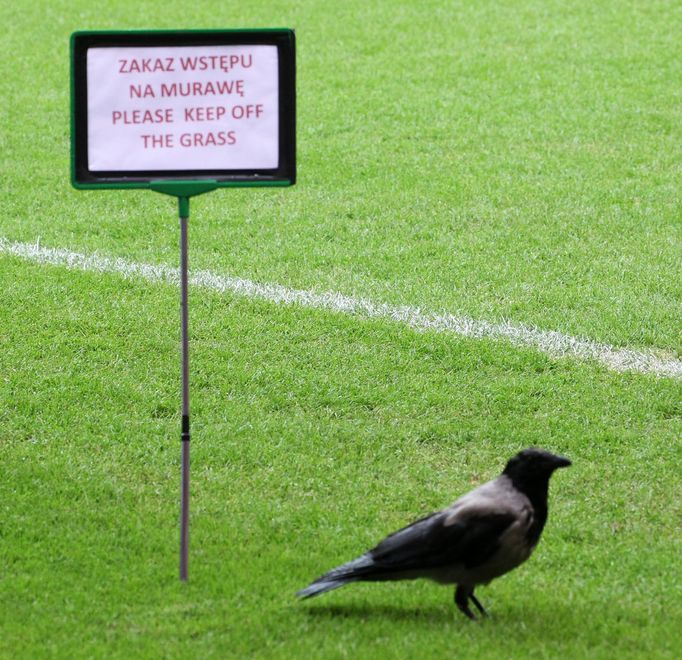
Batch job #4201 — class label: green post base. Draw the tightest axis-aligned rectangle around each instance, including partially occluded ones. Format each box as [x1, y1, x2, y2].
[151, 179, 219, 219]
[150, 180, 219, 200]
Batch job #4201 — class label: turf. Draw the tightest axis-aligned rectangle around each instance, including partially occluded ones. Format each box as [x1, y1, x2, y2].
[1, 0, 681, 657]
[2, 257, 681, 657]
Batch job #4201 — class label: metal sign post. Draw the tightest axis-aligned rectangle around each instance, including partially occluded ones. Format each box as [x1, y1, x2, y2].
[70, 29, 296, 581]
[141, 182, 221, 581]
[179, 198, 190, 581]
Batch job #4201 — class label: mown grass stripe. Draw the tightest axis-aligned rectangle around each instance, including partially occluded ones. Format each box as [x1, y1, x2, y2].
[2, 236, 680, 379]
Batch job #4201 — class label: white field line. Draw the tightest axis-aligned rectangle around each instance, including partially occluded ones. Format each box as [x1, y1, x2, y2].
[2, 237, 681, 379]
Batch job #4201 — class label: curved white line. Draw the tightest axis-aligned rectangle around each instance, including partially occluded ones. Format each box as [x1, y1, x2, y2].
[2, 237, 680, 378]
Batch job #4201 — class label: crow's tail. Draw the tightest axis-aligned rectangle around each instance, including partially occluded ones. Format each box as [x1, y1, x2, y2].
[296, 578, 351, 599]
[296, 553, 376, 600]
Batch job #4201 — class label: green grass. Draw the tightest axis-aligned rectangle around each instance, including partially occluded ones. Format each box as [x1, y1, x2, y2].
[2, 258, 681, 658]
[1, 0, 681, 657]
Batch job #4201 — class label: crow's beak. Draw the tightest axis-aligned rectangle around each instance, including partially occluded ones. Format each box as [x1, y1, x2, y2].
[553, 455, 572, 469]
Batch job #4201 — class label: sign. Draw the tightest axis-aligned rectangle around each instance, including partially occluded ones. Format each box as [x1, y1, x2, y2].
[71, 30, 295, 188]
[70, 29, 296, 582]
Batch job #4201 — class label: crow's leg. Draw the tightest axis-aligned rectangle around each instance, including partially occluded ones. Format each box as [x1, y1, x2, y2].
[454, 585, 476, 620]
[469, 592, 488, 617]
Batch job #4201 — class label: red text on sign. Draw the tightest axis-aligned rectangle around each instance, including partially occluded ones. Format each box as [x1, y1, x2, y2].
[231, 104, 264, 119]
[141, 134, 175, 148]
[179, 131, 237, 147]
[112, 109, 175, 125]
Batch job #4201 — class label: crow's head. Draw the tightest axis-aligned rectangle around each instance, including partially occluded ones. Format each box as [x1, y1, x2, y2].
[503, 447, 571, 486]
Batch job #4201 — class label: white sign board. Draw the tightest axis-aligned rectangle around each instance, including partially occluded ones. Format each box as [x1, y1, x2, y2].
[86, 45, 279, 172]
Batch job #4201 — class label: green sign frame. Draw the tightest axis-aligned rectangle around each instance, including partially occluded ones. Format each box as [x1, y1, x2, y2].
[71, 29, 296, 194]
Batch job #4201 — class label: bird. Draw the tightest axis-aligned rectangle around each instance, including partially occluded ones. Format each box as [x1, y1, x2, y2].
[297, 447, 571, 619]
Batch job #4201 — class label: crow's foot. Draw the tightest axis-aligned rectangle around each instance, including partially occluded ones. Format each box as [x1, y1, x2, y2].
[454, 585, 477, 620]
[470, 593, 488, 617]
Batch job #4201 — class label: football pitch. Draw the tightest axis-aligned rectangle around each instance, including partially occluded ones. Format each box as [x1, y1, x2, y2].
[1, 0, 681, 657]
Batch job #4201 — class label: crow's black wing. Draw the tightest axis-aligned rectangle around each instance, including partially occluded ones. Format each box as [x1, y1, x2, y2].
[369, 508, 518, 573]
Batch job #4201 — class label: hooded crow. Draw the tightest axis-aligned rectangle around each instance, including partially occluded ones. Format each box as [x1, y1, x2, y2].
[297, 447, 571, 619]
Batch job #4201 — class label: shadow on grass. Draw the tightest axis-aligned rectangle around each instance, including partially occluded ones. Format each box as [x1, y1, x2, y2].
[303, 602, 463, 624]
[301, 598, 589, 633]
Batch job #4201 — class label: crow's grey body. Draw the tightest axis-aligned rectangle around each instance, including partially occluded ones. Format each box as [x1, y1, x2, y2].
[297, 448, 571, 618]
